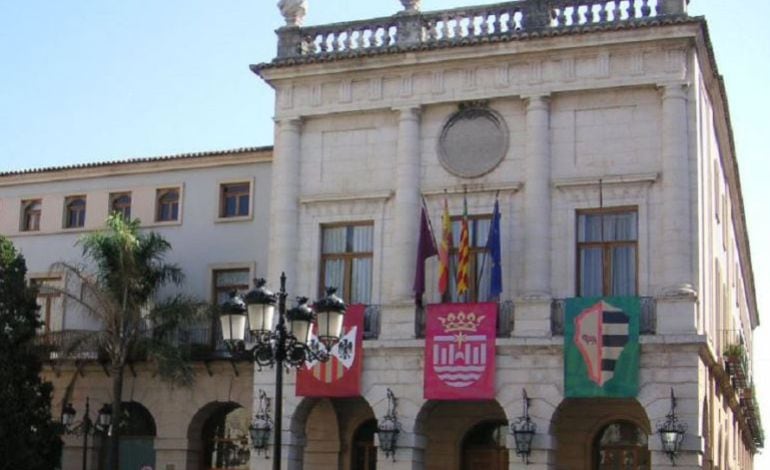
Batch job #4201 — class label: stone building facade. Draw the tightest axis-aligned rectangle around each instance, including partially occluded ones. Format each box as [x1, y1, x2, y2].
[0, 0, 762, 469]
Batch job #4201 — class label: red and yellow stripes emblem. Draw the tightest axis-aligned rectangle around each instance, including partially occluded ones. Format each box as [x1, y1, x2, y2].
[456, 198, 470, 297]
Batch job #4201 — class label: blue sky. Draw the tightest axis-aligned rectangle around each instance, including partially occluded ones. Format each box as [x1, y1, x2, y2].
[2, 0, 769, 460]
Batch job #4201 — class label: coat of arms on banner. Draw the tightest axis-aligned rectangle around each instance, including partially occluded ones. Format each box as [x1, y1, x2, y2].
[564, 297, 640, 398]
[296, 304, 364, 397]
[424, 303, 497, 400]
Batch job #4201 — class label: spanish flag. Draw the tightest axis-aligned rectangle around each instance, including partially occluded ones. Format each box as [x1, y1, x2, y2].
[438, 198, 451, 296]
[456, 197, 470, 297]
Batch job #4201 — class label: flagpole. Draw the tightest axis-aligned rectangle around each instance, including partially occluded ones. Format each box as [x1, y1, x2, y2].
[476, 191, 500, 298]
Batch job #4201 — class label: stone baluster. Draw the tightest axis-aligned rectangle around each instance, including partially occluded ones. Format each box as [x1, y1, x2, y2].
[391, 106, 422, 302]
[453, 14, 463, 38]
[659, 83, 696, 297]
[268, 118, 303, 292]
[522, 95, 552, 299]
[612, 1, 621, 21]
[641, 0, 651, 17]
[571, 5, 581, 25]
[659, 0, 688, 15]
[441, 14, 450, 39]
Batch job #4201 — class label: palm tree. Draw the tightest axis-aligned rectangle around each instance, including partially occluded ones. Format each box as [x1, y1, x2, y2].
[53, 214, 204, 470]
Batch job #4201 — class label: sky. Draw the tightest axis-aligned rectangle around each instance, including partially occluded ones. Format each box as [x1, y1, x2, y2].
[1, 0, 769, 461]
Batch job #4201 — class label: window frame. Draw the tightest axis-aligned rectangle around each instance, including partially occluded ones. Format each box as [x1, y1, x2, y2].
[21, 199, 42, 232]
[63, 195, 87, 229]
[219, 181, 252, 219]
[109, 192, 132, 220]
[445, 213, 493, 303]
[319, 221, 374, 305]
[155, 187, 181, 223]
[575, 206, 639, 297]
[30, 275, 63, 334]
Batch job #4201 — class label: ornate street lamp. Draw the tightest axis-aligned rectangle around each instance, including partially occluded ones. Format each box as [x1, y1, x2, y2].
[249, 389, 273, 456]
[657, 388, 687, 464]
[510, 389, 536, 464]
[60, 397, 112, 470]
[376, 388, 400, 461]
[219, 272, 346, 470]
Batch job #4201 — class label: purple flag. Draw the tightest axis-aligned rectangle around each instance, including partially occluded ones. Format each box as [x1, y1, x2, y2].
[413, 205, 438, 305]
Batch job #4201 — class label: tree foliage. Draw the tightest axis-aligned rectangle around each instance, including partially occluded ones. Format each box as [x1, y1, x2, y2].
[0, 236, 62, 470]
[55, 214, 205, 469]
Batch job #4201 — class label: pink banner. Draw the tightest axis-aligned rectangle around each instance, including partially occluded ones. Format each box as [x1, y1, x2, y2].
[424, 302, 497, 400]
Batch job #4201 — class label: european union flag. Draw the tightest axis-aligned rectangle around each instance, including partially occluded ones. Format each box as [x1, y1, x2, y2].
[486, 199, 502, 299]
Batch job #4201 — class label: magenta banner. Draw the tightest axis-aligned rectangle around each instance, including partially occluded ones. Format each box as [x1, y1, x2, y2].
[424, 302, 497, 400]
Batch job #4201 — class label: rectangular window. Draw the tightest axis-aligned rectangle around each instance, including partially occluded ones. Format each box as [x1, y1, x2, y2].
[320, 223, 373, 305]
[64, 196, 86, 228]
[212, 268, 251, 305]
[447, 215, 492, 303]
[110, 192, 132, 220]
[156, 188, 180, 222]
[30, 276, 63, 334]
[21, 199, 42, 232]
[576, 207, 638, 297]
[220, 182, 250, 218]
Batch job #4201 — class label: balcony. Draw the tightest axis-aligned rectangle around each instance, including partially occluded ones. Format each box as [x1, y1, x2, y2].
[414, 300, 515, 339]
[550, 297, 657, 335]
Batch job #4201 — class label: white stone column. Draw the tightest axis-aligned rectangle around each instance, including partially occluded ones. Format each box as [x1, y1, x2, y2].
[659, 83, 695, 296]
[391, 106, 422, 303]
[269, 117, 302, 291]
[522, 95, 551, 299]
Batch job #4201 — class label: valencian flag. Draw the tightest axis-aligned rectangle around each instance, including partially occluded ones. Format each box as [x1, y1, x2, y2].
[485, 198, 502, 299]
[413, 202, 437, 305]
[297, 304, 364, 397]
[424, 302, 497, 400]
[456, 197, 470, 297]
[437, 198, 452, 296]
[564, 297, 640, 397]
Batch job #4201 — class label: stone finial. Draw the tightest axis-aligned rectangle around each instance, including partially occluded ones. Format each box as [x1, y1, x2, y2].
[399, 0, 421, 13]
[278, 0, 308, 27]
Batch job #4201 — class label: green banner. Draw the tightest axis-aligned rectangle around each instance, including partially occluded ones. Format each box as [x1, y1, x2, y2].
[564, 297, 640, 398]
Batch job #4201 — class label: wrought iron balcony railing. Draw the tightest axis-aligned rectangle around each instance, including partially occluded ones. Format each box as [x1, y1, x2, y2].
[414, 300, 515, 339]
[550, 296, 657, 336]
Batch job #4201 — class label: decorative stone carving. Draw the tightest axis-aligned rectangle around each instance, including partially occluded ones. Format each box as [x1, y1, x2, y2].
[399, 0, 421, 13]
[278, 0, 308, 27]
[438, 103, 509, 178]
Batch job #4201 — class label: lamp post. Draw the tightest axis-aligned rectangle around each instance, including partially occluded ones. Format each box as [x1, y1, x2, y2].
[219, 273, 345, 470]
[510, 389, 536, 464]
[60, 397, 112, 470]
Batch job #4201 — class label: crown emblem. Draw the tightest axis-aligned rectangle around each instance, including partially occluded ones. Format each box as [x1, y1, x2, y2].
[438, 312, 485, 333]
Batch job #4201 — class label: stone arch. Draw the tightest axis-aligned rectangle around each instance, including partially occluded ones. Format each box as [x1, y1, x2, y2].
[414, 399, 508, 470]
[551, 398, 651, 470]
[289, 396, 377, 470]
[185, 400, 247, 470]
[101, 401, 158, 470]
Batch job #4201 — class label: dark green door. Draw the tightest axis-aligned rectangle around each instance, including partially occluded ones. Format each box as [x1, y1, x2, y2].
[119, 437, 156, 470]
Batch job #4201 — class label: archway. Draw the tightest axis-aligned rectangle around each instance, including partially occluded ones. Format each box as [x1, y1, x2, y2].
[290, 396, 376, 470]
[551, 398, 651, 470]
[461, 420, 509, 470]
[415, 399, 508, 470]
[351, 418, 377, 470]
[187, 401, 250, 470]
[593, 421, 650, 469]
[101, 401, 157, 470]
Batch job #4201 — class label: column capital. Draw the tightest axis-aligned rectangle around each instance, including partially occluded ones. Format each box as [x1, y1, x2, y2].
[658, 82, 690, 100]
[273, 115, 304, 128]
[393, 105, 422, 120]
[522, 94, 551, 110]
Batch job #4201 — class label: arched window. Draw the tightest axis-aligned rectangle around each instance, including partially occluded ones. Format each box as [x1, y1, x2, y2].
[65, 196, 86, 228]
[110, 192, 132, 220]
[156, 188, 180, 222]
[461, 421, 509, 470]
[21, 199, 42, 232]
[351, 419, 377, 470]
[202, 404, 250, 470]
[594, 421, 650, 469]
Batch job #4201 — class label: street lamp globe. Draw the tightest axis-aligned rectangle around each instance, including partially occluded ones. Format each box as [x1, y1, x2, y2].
[244, 278, 277, 337]
[220, 291, 247, 342]
[97, 404, 112, 428]
[286, 297, 315, 346]
[61, 403, 76, 427]
[313, 287, 346, 347]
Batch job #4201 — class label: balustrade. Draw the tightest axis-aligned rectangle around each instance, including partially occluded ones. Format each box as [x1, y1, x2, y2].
[276, 0, 681, 59]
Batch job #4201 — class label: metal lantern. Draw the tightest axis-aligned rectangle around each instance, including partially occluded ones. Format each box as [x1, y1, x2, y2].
[250, 390, 273, 455]
[511, 389, 536, 464]
[286, 297, 315, 346]
[97, 403, 112, 429]
[657, 388, 687, 464]
[61, 403, 76, 427]
[313, 287, 346, 346]
[377, 388, 400, 461]
[220, 291, 247, 342]
[244, 278, 277, 336]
